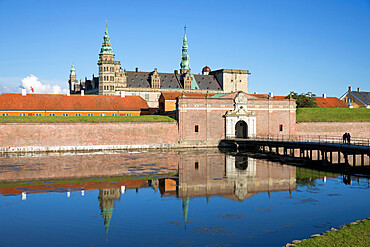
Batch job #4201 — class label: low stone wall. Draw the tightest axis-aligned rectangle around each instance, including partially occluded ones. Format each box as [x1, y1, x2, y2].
[0, 122, 181, 153]
[296, 122, 370, 139]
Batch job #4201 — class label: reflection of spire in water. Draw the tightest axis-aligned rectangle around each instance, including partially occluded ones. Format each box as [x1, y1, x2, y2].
[182, 197, 189, 231]
[98, 188, 121, 237]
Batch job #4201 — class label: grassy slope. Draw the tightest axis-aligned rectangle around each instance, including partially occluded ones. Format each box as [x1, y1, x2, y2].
[297, 219, 370, 247]
[0, 115, 177, 123]
[296, 108, 370, 122]
[0, 173, 177, 188]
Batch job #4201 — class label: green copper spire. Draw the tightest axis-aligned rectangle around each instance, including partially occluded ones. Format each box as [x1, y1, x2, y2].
[100, 21, 114, 55]
[182, 197, 189, 223]
[180, 26, 190, 71]
[70, 64, 75, 72]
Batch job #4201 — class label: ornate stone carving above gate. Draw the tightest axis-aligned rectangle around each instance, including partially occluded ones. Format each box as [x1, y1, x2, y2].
[224, 92, 257, 139]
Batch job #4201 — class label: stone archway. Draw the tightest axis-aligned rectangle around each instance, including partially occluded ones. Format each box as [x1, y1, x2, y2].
[224, 92, 256, 139]
[235, 120, 248, 138]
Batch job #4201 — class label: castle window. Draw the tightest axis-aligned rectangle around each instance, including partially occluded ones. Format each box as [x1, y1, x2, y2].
[110, 76, 114, 81]
[62, 113, 69, 116]
[100, 113, 106, 116]
[279, 125, 283, 131]
[75, 113, 81, 116]
[127, 113, 132, 116]
[49, 113, 55, 116]
[35, 113, 42, 116]
[195, 162, 199, 169]
[112, 113, 117, 116]
[19, 113, 26, 116]
[88, 113, 93, 116]
[2, 113, 8, 116]
[195, 125, 199, 132]
[104, 67, 106, 72]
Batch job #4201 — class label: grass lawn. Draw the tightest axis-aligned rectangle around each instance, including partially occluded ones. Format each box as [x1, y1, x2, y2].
[0, 115, 177, 123]
[296, 218, 370, 247]
[296, 108, 370, 122]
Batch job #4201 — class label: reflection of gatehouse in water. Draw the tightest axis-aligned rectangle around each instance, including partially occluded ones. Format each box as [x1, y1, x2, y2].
[172, 153, 296, 201]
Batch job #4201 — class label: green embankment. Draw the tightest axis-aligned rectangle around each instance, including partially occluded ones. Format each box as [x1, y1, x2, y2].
[295, 167, 339, 187]
[0, 173, 177, 188]
[296, 108, 370, 122]
[296, 218, 370, 247]
[0, 115, 177, 123]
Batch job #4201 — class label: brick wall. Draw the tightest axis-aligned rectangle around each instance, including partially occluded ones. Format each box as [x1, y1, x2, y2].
[178, 97, 234, 143]
[0, 122, 180, 152]
[296, 122, 370, 139]
[248, 98, 296, 137]
[178, 95, 296, 142]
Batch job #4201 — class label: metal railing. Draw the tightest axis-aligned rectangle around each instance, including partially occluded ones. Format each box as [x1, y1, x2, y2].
[249, 135, 370, 147]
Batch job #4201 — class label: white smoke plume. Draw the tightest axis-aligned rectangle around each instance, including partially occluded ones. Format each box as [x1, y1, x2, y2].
[19, 74, 68, 94]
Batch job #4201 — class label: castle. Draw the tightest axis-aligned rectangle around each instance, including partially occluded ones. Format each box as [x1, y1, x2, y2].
[68, 25, 251, 107]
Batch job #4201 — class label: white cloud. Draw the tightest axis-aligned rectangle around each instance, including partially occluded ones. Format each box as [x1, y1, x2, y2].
[1, 86, 13, 93]
[19, 74, 68, 94]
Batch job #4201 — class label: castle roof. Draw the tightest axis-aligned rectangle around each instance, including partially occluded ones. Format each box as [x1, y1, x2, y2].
[0, 93, 149, 111]
[161, 92, 216, 100]
[125, 71, 222, 90]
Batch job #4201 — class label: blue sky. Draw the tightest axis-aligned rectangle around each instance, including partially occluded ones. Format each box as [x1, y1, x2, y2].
[0, 0, 369, 96]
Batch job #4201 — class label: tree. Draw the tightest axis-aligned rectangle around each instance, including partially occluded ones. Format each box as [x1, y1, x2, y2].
[285, 91, 318, 108]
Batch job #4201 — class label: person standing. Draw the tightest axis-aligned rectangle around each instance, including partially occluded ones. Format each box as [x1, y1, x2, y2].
[343, 133, 347, 144]
[347, 133, 351, 144]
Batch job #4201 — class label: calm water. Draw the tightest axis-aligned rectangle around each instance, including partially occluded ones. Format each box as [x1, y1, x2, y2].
[0, 149, 369, 246]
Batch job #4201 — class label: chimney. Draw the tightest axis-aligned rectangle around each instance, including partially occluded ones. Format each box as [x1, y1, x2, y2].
[269, 92, 274, 98]
[135, 67, 138, 72]
[22, 88, 26, 96]
[67, 91, 70, 96]
[81, 90, 84, 96]
[322, 93, 326, 98]
[254, 92, 258, 94]
[174, 70, 178, 74]
[357, 87, 360, 92]
[120, 91, 125, 98]
[348, 86, 352, 91]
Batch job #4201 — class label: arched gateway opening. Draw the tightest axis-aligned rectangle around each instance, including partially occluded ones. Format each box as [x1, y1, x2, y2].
[225, 92, 257, 139]
[235, 120, 248, 138]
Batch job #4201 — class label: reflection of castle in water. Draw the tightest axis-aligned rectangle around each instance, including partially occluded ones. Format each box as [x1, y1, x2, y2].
[0, 150, 298, 235]
[98, 188, 121, 234]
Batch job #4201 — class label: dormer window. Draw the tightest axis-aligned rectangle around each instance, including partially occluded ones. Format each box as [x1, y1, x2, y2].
[151, 68, 161, 89]
[184, 72, 192, 90]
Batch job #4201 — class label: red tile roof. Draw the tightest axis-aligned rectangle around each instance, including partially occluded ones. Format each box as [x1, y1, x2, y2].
[268, 95, 348, 107]
[314, 97, 348, 108]
[161, 92, 215, 100]
[0, 94, 149, 111]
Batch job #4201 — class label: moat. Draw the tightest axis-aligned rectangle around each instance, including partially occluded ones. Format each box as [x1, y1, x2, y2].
[0, 149, 369, 246]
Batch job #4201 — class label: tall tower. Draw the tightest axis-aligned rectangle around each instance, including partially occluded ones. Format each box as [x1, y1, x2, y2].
[98, 22, 120, 95]
[68, 64, 79, 93]
[180, 26, 190, 74]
